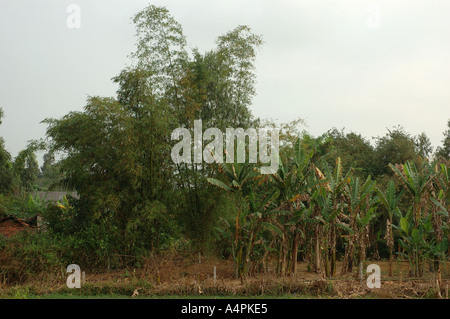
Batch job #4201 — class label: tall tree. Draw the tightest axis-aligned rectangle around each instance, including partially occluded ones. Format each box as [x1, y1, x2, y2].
[43, 4, 265, 254]
[327, 128, 375, 178]
[372, 126, 418, 177]
[44, 95, 174, 232]
[415, 132, 433, 159]
[36, 151, 64, 190]
[435, 119, 450, 160]
[130, 5, 188, 106]
[174, 29, 263, 249]
[0, 108, 16, 195]
[13, 146, 39, 193]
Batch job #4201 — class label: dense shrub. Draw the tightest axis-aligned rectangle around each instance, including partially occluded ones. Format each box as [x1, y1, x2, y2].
[0, 194, 47, 219]
[0, 230, 65, 284]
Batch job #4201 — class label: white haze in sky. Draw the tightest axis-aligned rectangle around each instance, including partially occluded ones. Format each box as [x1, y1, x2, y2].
[0, 0, 449, 164]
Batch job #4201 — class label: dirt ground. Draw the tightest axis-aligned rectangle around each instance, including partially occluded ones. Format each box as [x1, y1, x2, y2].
[14, 256, 446, 299]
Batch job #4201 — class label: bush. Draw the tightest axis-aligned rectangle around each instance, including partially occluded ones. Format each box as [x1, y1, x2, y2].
[0, 195, 185, 280]
[42, 196, 85, 235]
[0, 230, 65, 284]
[0, 194, 48, 219]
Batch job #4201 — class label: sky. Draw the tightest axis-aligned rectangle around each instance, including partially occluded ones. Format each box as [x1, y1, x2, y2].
[0, 0, 449, 165]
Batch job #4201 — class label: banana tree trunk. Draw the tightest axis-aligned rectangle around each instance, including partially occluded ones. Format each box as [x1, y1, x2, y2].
[330, 223, 337, 277]
[242, 229, 255, 279]
[360, 225, 369, 266]
[386, 218, 394, 277]
[291, 232, 299, 275]
[314, 225, 321, 272]
[341, 225, 356, 275]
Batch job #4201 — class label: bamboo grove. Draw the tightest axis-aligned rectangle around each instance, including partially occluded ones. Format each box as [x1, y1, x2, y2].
[208, 140, 449, 280]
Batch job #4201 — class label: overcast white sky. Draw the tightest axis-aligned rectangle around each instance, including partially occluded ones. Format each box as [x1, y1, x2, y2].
[0, 0, 449, 164]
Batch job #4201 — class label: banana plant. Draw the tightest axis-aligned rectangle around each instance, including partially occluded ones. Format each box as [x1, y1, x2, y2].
[426, 160, 449, 270]
[438, 162, 449, 201]
[266, 138, 316, 275]
[241, 187, 279, 278]
[424, 236, 448, 272]
[394, 208, 433, 277]
[311, 157, 352, 277]
[355, 203, 378, 265]
[390, 160, 436, 227]
[376, 180, 404, 276]
[311, 181, 352, 277]
[341, 174, 377, 275]
[390, 160, 445, 276]
[207, 161, 259, 279]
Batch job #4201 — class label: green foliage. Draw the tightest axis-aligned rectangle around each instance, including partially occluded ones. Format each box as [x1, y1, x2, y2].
[391, 160, 449, 275]
[415, 132, 433, 159]
[169, 21, 262, 249]
[124, 199, 181, 253]
[44, 95, 175, 242]
[0, 231, 65, 284]
[131, 5, 188, 99]
[435, 119, 450, 160]
[0, 109, 16, 196]
[208, 130, 449, 279]
[0, 194, 47, 219]
[12, 145, 40, 194]
[36, 151, 64, 191]
[42, 4, 265, 256]
[327, 128, 375, 178]
[372, 126, 418, 177]
[0, 140, 15, 196]
[376, 180, 404, 220]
